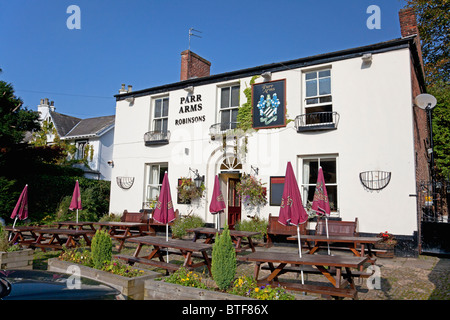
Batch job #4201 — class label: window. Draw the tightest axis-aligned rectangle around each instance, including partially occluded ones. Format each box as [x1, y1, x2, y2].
[153, 97, 169, 132]
[301, 156, 338, 213]
[144, 163, 168, 207]
[75, 140, 88, 160]
[220, 85, 240, 131]
[304, 69, 332, 121]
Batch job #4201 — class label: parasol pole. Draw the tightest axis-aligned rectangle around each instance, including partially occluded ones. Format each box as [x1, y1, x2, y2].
[9, 217, 18, 242]
[76, 209, 79, 223]
[166, 223, 169, 262]
[297, 225, 304, 285]
[325, 216, 330, 255]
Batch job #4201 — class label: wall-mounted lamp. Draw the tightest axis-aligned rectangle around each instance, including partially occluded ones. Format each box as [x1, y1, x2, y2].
[184, 86, 194, 93]
[189, 167, 205, 188]
[261, 72, 272, 81]
[125, 97, 135, 103]
[107, 160, 114, 167]
[251, 165, 259, 176]
[361, 53, 372, 62]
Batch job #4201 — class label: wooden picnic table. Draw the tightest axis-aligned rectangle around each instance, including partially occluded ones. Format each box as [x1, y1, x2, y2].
[287, 234, 382, 260]
[186, 227, 260, 252]
[30, 228, 92, 252]
[238, 251, 369, 299]
[115, 236, 212, 276]
[57, 221, 97, 233]
[4, 226, 39, 246]
[93, 221, 149, 252]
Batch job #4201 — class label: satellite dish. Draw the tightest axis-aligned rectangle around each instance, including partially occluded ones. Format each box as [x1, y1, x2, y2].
[415, 94, 437, 110]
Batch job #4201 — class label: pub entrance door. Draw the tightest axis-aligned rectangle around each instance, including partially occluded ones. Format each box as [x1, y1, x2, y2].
[227, 178, 241, 229]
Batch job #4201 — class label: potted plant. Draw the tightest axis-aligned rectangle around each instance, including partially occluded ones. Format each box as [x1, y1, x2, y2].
[177, 177, 205, 204]
[374, 231, 397, 258]
[236, 174, 267, 207]
[0, 225, 34, 270]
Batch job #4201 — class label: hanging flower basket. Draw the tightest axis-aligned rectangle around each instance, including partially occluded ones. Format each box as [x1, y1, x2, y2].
[236, 174, 267, 207]
[176, 178, 205, 203]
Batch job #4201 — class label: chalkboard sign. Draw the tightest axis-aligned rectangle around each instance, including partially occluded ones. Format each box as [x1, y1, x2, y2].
[270, 176, 285, 206]
[252, 79, 286, 129]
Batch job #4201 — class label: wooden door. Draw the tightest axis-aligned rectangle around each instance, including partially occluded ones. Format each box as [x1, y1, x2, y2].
[227, 178, 241, 229]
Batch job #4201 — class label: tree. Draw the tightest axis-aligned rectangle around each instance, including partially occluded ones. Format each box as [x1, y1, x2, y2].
[407, 0, 449, 85]
[0, 81, 40, 156]
[407, 0, 450, 178]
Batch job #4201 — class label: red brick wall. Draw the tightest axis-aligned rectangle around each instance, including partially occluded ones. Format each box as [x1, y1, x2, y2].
[180, 50, 211, 81]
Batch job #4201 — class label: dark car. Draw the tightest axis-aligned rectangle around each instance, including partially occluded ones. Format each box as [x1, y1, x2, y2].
[0, 269, 125, 300]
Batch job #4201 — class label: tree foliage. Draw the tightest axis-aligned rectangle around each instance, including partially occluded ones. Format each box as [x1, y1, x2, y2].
[407, 0, 449, 85]
[407, 0, 450, 177]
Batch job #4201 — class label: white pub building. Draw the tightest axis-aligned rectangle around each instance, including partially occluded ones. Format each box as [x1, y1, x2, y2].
[109, 9, 429, 252]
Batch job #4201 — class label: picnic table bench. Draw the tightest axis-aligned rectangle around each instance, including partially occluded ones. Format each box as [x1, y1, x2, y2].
[186, 227, 260, 253]
[238, 251, 368, 299]
[93, 221, 148, 252]
[115, 236, 212, 276]
[56, 221, 97, 234]
[287, 234, 381, 261]
[4, 226, 39, 246]
[266, 213, 308, 247]
[29, 228, 92, 252]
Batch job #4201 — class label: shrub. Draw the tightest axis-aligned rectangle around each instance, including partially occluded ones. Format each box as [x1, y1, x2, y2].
[164, 267, 207, 289]
[171, 214, 205, 238]
[235, 216, 268, 241]
[228, 275, 295, 300]
[211, 225, 236, 290]
[91, 229, 112, 269]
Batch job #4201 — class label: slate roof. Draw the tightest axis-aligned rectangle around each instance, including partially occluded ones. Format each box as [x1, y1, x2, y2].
[48, 111, 114, 140]
[49, 111, 81, 137]
[63, 115, 115, 139]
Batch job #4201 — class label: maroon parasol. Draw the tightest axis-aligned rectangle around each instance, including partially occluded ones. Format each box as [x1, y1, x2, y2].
[278, 162, 308, 283]
[69, 180, 83, 223]
[209, 175, 226, 229]
[10, 184, 28, 226]
[311, 166, 331, 255]
[152, 172, 175, 261]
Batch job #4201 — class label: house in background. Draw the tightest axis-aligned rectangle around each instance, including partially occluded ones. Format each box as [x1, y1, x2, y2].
[36, 98, 115, 180]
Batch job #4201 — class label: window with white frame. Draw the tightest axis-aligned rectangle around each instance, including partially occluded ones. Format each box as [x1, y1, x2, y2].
[301, 155, 338, 213]
[304, 69, 332, 123]
[153, 97, 169, 132]
[144, 163, 168, 207]
[220, 85, 240, 131]
[75, 140, 88, 160]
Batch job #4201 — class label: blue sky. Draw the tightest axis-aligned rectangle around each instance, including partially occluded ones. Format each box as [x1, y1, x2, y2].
[0, 0, 407, 118]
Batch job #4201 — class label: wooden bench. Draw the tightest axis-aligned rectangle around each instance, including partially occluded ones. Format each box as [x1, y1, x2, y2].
[266, 213, 307, 247]
[120, 210, 151, 234]
[261, 264, 373, 278]
[314, 217, 360, 252]
[315, 217, 358, 236]
[147, 209, 179, 236]
[115, 254, 180, 272]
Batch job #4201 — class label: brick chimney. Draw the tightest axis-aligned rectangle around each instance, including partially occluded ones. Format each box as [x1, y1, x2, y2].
[180, 50, 211, 81]
[399, 8, 419, 37]
[399, 8, 423, 65]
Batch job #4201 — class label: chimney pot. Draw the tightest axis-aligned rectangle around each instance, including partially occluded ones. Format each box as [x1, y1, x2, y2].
[127, 85, 132, 92]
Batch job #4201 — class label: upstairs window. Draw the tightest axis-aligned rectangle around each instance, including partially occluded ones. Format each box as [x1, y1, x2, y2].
[220, 85, 240, 131]
[305, 69, 332, 115]
[153, 97, 169, 133]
